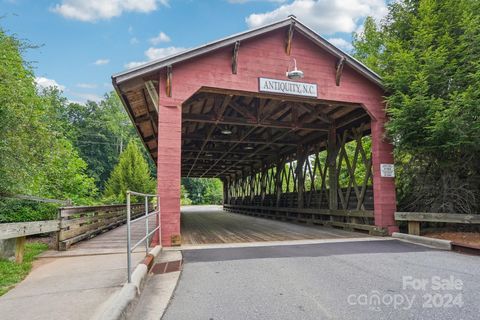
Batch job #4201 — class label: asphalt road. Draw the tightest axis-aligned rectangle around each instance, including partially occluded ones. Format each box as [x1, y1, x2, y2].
[163, 239, 480, 320]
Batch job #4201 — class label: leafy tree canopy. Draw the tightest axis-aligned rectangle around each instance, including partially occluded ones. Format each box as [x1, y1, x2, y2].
[103, 141, 156, 203]
[352, 0, 480, 213]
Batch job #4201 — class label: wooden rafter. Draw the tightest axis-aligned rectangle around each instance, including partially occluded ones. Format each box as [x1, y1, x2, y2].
[186, 95, 232, 177]
[215, 129, 295, 177]
[183, 114, 329, 132]
[199, 126, 258, 177]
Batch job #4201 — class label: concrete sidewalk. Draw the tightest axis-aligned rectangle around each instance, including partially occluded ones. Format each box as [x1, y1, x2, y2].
[0, 251, 145, 320]
[0, 216, 157, 320]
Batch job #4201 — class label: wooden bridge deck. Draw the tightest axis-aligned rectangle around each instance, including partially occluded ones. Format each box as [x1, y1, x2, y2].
[181, 205, 368, 245]
[42, 215, 158, 257]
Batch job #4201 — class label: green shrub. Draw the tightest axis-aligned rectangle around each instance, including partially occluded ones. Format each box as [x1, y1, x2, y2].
[0, 199, 59, 223]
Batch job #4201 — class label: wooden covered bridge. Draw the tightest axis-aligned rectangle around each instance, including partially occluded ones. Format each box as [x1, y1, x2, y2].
[112, 16, 398, 247]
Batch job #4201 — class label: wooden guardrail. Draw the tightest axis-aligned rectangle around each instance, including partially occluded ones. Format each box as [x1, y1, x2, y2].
[224, 204, 386, 235]
[0, 220, 60, 263]
[395, 212, 480, 235]
[0, 203, 145, 261]
[58, 204, 145, 250]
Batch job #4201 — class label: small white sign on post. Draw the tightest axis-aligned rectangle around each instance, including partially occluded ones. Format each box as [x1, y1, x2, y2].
[380, 164, 395, 177]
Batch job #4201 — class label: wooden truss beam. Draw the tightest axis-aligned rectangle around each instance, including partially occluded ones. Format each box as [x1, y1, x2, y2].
[199, 126, 258, 178]
[187, 95, 233, 177]
[182, 134, 298, 146]
[144, 81, 159, 111]
[183, 114, 329, 132]
[215, 129, 295, 177]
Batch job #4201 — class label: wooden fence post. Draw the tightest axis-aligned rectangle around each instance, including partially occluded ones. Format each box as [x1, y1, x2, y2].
[15, 236, 26, 263]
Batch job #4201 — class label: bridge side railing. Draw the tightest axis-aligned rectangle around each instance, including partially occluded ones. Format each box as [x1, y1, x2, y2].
[58, 203, 145, 250]
[395, 212, 480, 235]
[126, 191, 160, 283]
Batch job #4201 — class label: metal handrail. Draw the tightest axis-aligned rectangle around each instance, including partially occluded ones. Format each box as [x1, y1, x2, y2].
[126, 190, 161, 283]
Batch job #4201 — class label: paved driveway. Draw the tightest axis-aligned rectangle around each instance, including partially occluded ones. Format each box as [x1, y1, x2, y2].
[163, 239, 480, 320]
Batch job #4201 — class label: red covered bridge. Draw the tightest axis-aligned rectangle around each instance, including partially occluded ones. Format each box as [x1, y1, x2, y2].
[112, 16, 398, 247]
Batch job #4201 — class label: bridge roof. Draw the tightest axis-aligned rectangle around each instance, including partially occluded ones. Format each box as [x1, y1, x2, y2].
[112, 16, 380, 176]
[112, 16, 382, 87]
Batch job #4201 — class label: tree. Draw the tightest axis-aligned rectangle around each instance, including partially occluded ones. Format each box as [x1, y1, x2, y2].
[180, 185, 192, 205]
[352, 0, 480, 213]
[0, 27, 43, 194]
[56, 92, 141, 191]
[103, 141, 156, 203]
[28, 139, 97, 205]
[181, 178, 223, 205]
[352, 17, 385, 74]
[0, 28, 98, 205]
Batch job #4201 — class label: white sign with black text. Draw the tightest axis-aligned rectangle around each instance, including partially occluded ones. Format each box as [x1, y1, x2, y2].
[258, 77, 317, 98]
[380, 164, 395, 177]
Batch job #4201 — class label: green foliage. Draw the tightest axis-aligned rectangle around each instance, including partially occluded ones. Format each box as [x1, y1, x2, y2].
[181, 178, 223, 205]
[0, 28, 99, 206]
[53, 92, 142, 191]
[103, 141, 156, 203]
[27, 139, 98, 205]
[0, 28, 44, 195]
[0, 242, 48, 296]
[352, 17, 385, 74]
[180, 185, 192, 205]
[0, 199, 59, 223]
[352, 0, 480, 213]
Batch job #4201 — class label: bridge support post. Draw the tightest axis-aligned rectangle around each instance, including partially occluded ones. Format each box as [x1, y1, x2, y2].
[157, 104, 182, 246]
[327, 124, 338, 211]
[371, 118, 398, 234]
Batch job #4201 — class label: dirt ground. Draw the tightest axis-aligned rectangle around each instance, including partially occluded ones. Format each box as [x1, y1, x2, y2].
[424, 231, 480, 247]
[26, 234, 56, 249]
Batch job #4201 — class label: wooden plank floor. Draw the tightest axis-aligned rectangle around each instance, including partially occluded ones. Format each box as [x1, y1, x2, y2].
[181, 205, 368, 245]
[43, 215, 158, 257]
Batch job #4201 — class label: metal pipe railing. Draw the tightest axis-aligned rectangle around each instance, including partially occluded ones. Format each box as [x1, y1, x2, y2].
[126, 190, 161, 283]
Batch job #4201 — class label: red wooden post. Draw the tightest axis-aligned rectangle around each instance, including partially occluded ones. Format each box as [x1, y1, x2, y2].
[157, 103, 182, 246]
[371, 118, 399, 234]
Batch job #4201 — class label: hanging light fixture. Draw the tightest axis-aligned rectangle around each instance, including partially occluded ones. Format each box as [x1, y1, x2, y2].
[244, 145, 254, 150]
[221, 126, 232, 135]
[286, 58, 304, 80]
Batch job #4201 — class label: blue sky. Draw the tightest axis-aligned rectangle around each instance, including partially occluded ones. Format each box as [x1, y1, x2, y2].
[0, 0, 388, 103]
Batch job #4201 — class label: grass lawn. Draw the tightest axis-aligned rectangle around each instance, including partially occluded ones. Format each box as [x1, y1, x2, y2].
[0, 242, 48, 296]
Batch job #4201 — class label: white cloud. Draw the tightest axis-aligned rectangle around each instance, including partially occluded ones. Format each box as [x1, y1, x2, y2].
[149, 31, 171, 45]
[125, 46, 187, 69]
[52, 0, 169, 22]
[145, 46, 186, 60]
[327, 37, 353, 51]
[228, 0, 286, 3]
[130, 37, 139, 45]
[246, 0, 388, 35]
[124, 61, 147, 69]
[94, 58, 110, 65]
[35, 77, 66, 91]
[76, 83, 97, 89]
[73, 92, 103, 102]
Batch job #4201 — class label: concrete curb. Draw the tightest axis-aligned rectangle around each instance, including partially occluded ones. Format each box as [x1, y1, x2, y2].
[392, 232, 452, 250]
[129, 250, 183, 320]
[93, 245, 162, 320]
